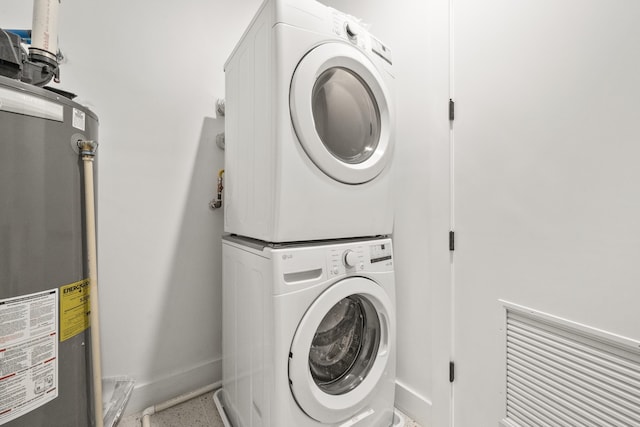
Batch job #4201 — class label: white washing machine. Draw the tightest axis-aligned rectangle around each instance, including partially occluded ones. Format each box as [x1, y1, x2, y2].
[224, 0, 395, 242]
[221, 235, 396, 427]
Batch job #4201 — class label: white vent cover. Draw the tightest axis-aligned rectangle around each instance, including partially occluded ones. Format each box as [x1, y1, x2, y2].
[504, 307, 640, 427]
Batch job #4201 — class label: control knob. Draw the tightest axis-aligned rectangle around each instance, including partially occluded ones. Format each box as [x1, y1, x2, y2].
[345, 23, 357, 41]
[343, 250, 358, 268]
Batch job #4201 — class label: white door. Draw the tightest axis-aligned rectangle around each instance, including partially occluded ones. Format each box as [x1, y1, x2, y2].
[288, 277, 394, 423]
[452, 0, 640, 425]
[290, 42, 394, 184]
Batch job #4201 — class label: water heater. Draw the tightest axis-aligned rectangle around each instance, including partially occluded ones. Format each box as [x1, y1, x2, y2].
[0, 75, 99, 427]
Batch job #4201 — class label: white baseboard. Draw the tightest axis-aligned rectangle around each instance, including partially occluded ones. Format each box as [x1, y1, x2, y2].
[123, 357, 222, 416]
[395, 380, 432, 427]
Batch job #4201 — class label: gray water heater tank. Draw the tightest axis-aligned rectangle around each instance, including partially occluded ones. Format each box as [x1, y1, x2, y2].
[0, 75, 98, 427]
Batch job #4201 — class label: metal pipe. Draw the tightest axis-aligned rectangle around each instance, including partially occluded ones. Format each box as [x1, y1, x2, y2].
[78, 140, 104, 427]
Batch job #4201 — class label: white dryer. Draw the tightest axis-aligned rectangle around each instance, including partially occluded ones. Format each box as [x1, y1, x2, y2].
[224, 0, 395, 242]
[221, 235, 396, 426]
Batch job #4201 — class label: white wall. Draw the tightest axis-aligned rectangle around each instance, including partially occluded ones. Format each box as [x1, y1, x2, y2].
[450, 0, 640, 425]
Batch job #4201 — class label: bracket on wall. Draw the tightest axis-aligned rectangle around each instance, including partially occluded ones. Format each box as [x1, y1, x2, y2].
[449, 231, 455, 251]
[449, 99, 455, 121]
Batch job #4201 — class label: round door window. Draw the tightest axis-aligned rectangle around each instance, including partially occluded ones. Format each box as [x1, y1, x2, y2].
[289, 42, 394, 184]
[288, 277, 393, 423]
[309, 295, 381, 395]
[311, 67, 381, 165]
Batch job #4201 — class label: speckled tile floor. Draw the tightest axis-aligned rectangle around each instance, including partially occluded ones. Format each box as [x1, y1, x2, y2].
[118, 390, 422, 427]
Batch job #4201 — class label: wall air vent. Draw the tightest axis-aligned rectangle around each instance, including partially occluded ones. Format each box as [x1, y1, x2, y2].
[502, 304, 640, 427]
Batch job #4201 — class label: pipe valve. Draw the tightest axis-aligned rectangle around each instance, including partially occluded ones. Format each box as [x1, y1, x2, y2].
[210, 169, 225, 210]
[77, 140, 98, 157]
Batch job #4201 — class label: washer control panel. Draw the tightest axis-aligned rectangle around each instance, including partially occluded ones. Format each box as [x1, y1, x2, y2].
[328, 245, 365, 276]
[327, 239, 393, 277]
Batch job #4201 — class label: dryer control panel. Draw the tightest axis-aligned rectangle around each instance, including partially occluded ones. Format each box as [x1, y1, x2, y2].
[329, 9, 393, 65]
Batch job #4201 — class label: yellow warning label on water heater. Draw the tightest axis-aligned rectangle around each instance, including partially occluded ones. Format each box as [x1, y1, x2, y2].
[60, 279, 91, 342]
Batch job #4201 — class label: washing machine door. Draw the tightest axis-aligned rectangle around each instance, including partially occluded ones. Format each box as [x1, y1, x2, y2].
[288, 277, 394, 423]
[290, 42, 394, 184]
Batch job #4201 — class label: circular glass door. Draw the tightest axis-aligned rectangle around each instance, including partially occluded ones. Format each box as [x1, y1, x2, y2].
[309, 295, 380, 395]
[290, 43, 394, 184]
[288, 277, 394, 423]
[311, 67, 381, 165]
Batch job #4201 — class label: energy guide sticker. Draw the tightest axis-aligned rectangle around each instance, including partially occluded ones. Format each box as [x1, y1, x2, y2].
[0, 289, 59, 425]
[60, 279, 90, 342]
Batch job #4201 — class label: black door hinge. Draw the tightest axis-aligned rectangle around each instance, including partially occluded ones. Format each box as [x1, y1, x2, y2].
[449, 361, 455, 382]
[449, 231, 455, 251]
[449, 99, 455, 121]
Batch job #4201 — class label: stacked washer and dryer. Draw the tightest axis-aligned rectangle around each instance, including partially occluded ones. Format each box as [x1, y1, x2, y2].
[220, 0, 397, 426]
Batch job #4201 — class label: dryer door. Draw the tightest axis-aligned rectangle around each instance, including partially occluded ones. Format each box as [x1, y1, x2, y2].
[288, 277, 394, 423]
[290, 42, 394, 184]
